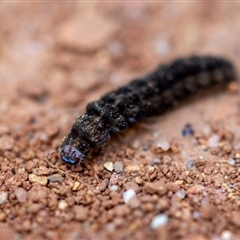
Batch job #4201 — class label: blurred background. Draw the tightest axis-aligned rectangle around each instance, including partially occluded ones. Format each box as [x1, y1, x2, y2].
[0, 2, 239, 132]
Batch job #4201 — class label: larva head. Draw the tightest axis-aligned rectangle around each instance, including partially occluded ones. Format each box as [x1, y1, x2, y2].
[60, 145, 86, 165]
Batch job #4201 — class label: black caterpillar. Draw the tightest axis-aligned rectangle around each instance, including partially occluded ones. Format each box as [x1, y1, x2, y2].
[59, 55, 236, 165]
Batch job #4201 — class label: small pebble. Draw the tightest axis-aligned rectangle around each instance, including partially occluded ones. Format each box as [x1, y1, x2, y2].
[221, 230, 232, 240]
[14, 188, 27, 203]
[124, 164, 140, 172]
[150, 214, 168, 229]
[144, 181, 167, 195]
[208, 134, 220, 148]
[229, 158, 235, 165]
[113, 161, 123, 173]
[123, 189, 136, 204]
[98, 179, 109, 192]
[0, 136, 13, 150]
[29, 174, 48, 186]
[151, 157, 162, 165]
[177, 189, 186, 199]
[32, 166, 50, 175]
[58, 200, 68, 210]
[109, 185, 118, 191]
[0, 192, 8, 204]
[192, 211, 201, 220]
[182, 123, 194, 137]
[187, 184, 205, 194]
[49, 174, 64, 183]
[186, 159, 195, 169]
[104, 162, 114, 172]
[72, 181, 81, 191]
[154, 39, 170, 56]
[135, 176, 143, 185]
[131, 140, 140, 149]
[124, 181, 140, 192]
[154, 140, 170, 153]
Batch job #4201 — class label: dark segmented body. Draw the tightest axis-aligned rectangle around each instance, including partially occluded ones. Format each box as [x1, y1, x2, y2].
[60, 55, 236, 165]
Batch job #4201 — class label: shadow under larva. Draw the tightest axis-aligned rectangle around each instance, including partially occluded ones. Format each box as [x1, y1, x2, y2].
[58, 55, 237, 165]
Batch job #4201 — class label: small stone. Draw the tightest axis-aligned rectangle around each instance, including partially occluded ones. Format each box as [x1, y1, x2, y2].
[29, 174, 48, 186]
[144, 181, 167, 195]
[221, 230, 232, 240]
[72, 181, 80, 191]
[177, 189, 186, 199]
[135, 176, 143, 185]
[151, 158, 162, 165]
[187, 184, 205, 194]
[33, 166, 50, 176]
[150, 214, 168, 229]
[186, 159, 195, 169]
[154, 39, 170, 56]
[49, 174, 64, 183]
[128, 196, 140, 209]
[98, 179, 109, 192]
[125, 148, 134, 158]
[110, 185, 118, 191]
[113, 161, 123, 173]
[208, 134, 220, 148]
[182, 123, 194, 137]
[192, 211, 201, 220]
[0, 136, 13, 150]
[153, 140, 170, 153]
[0, 213, 6, 222]
[131, 140, 140, 149]
[123, 189, 136, 204]
[14, 187, 27, 203]
[124, 164, 140, 172]
[124, 181, 140, 192]
[104, 162, 114, 172]
[73, 206, 88, 221]
[58, 200, 68, 210]
[229, 158, 235, 165]
[175, 180, 184, 185]
[0, 192, 8, 204]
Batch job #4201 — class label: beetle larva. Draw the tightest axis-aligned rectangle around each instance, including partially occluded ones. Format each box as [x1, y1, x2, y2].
[59, 55, 236, 165]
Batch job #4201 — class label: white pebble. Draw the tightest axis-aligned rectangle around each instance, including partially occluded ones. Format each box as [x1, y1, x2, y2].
[156, 141, 170, 151]
[150, 214, 168, 229]
[110, 185, 118, 191]
[154, 40, 170, 56]
[0, 191, 8, 204]
[103, 162, 114, 171]
[123, 189, 136, 203]
[177, 189, 186, 199]
[229, 158, 235, 165]
[221, 230, 232, 240]
[58, 200, 68, 210]
[208, 134, 220, 148]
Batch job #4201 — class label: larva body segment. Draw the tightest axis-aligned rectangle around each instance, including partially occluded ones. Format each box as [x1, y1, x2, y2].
[60, 55, 236, 165]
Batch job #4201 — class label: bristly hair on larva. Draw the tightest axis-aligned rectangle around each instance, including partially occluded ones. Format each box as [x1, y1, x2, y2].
[58, 55, 237, 165]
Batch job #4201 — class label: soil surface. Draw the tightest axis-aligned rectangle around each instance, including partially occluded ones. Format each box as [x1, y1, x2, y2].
[0, 2, 240, 240]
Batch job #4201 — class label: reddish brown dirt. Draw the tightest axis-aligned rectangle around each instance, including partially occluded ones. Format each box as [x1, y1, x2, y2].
[0, 3, 240, 240]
